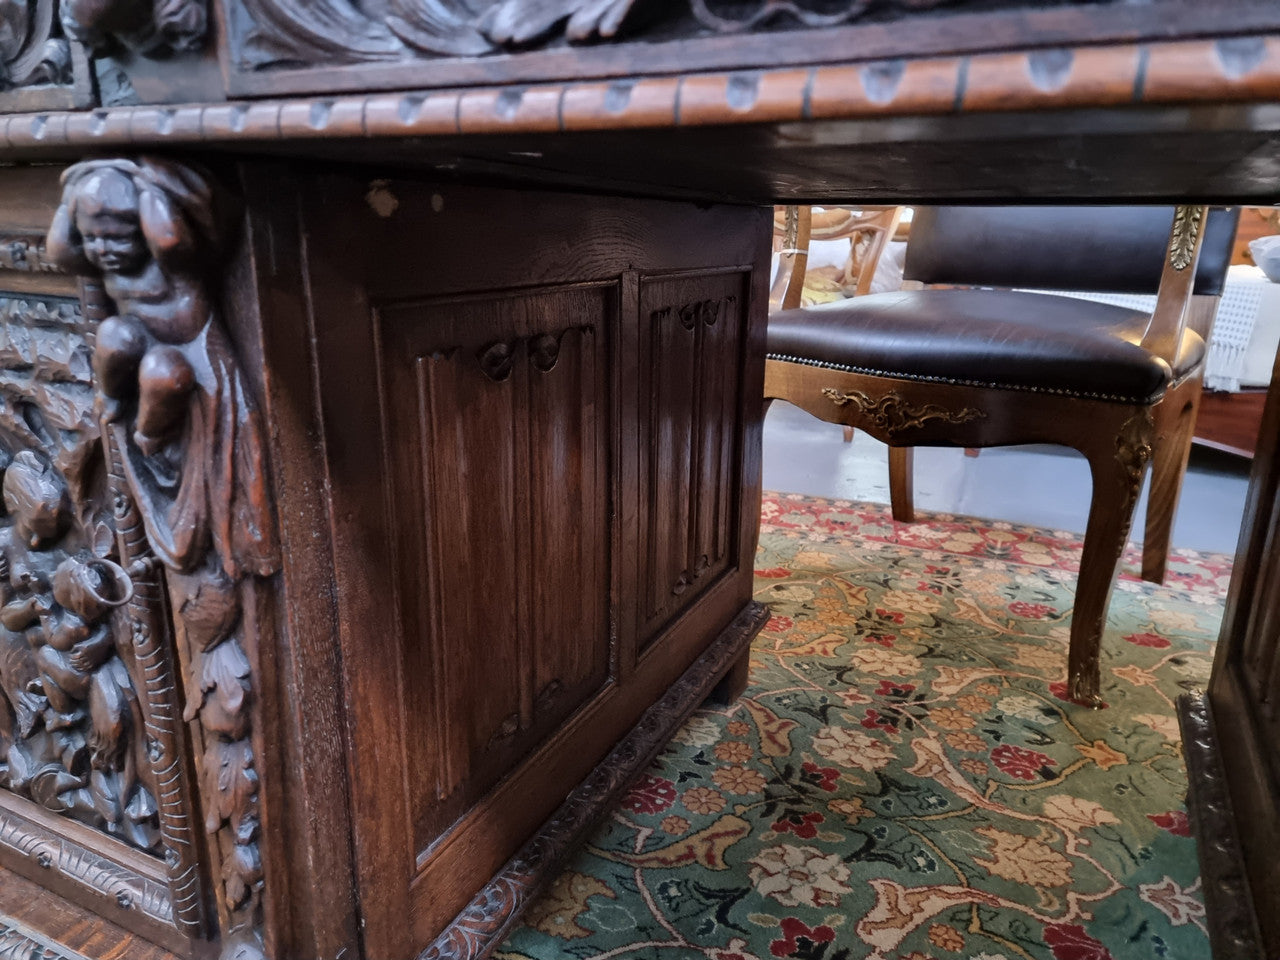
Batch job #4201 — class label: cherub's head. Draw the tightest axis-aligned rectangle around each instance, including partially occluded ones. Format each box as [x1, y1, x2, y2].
[72, 169, 148, 275]
[53, 557, 129, 621]
[2, 451, 70, 549]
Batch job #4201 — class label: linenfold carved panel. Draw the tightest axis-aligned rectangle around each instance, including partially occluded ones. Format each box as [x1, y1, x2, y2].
[376, 285, 613, 855]
[637, 273, 744, 649]
[49, 158, 278, 960]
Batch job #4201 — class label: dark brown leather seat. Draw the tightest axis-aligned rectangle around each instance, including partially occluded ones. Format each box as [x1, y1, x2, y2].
[769, 289, 1204, 404]
[764, 204, 1240, 706]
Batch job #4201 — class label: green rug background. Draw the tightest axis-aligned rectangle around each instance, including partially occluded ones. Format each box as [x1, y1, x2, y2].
[500, 493, 1229, 960]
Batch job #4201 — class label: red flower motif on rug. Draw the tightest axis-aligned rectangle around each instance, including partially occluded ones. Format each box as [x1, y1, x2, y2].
[1124, 632, 1172, 649]
[1044, 923, 1115, 960]
[800, 761, 839, 791]
[771, 810, 824, 839]
[991, 744, 1055, 781]
[622, 775, 676, 814]
[1148, 810, 1191, 836]
[770, 917, 836, 958]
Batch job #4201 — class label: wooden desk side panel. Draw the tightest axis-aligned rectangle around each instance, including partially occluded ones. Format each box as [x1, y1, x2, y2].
[292, 172, 768, 957]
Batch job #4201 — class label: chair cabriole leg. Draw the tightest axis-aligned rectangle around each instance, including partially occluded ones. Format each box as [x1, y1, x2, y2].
[1070, 413, 1154, 706]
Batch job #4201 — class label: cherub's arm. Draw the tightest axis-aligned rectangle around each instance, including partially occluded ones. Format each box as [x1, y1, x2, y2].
[46, 610, 91, 652]
[45, 202, 94, 276]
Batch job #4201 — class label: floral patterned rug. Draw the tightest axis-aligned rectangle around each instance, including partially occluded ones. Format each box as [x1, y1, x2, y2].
[500, 493, 1232, 960]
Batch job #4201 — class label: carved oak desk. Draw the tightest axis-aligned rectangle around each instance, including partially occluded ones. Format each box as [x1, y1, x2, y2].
[0, 3, 1275, 960]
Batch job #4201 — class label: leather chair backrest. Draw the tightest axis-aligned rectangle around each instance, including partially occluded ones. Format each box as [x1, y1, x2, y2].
[904, 206, 1241, 296]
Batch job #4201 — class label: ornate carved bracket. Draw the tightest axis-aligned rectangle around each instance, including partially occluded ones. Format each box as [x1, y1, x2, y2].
[61, 0, 206, 56]
[49, 158, 278, 960]
[820, 387, 986, 434]
[1114, 411, 1154, 517]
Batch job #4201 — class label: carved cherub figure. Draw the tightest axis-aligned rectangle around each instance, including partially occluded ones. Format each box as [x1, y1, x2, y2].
[48, 158, 278, 581]
[0, 452, 71, 737]
[49, 162, 208, 455]
[34, 557, 131, 718]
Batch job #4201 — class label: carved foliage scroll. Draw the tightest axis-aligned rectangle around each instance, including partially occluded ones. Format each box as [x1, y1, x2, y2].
[0, 0, 72, 89]
[49, 158, 278, 960]
[819, 387, 986, 435]
[60, 0, 205, 55]
[237, 0, 953, 71]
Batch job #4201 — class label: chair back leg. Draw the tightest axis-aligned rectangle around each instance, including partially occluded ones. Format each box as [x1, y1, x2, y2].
[1142, 374, 1204, 584]
[888, 447, 915, 522]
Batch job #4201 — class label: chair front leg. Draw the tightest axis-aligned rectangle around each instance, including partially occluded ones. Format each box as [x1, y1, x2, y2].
[1070, 411, 1154, 706]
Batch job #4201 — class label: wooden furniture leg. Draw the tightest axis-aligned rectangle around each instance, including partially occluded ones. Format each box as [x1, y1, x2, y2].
[1143, 375, 1204, 583]
[710, 648, 754, 704]
[1069, 412, 1152, 705]
[889, 446, 915, 522]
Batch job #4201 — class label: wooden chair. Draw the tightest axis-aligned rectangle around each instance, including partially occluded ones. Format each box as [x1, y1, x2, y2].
[771, 206, 904, 309]
[765, 205, 1240, 705]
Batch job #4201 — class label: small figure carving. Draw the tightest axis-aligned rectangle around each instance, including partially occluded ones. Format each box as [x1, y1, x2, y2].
[49, 158, 278, 581]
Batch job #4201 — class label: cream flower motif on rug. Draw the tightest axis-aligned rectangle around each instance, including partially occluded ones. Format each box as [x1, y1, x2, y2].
[672, 715, 721, 747]
[1149, 606, 1202, 632]
[1011, 643, 1064, 671]
[880, 589, 941, 615]
[973, 827, 1073, 888]
[747, 844, 853, 907]
[1139, 877, 1206, 927]
[996, 694, 1057, 724]
[849, 647, 921, 677]
[812, 726, 894, 771]
[1042, 795, 1120, 832]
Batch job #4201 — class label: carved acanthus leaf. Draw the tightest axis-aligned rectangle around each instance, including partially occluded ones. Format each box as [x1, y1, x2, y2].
[1168, 205, 1204, 271]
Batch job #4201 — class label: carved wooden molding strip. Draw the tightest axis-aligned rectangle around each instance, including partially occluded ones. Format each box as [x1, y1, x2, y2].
[421, 600, 768, 960]
[820, 387, 985, 434]
[0, 235, 65, 274]
[0, 801, 174, 930]
[0, 914, 95, 960]
[1176, 692, 1266, 958]
[0, 35, 1277, 153]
